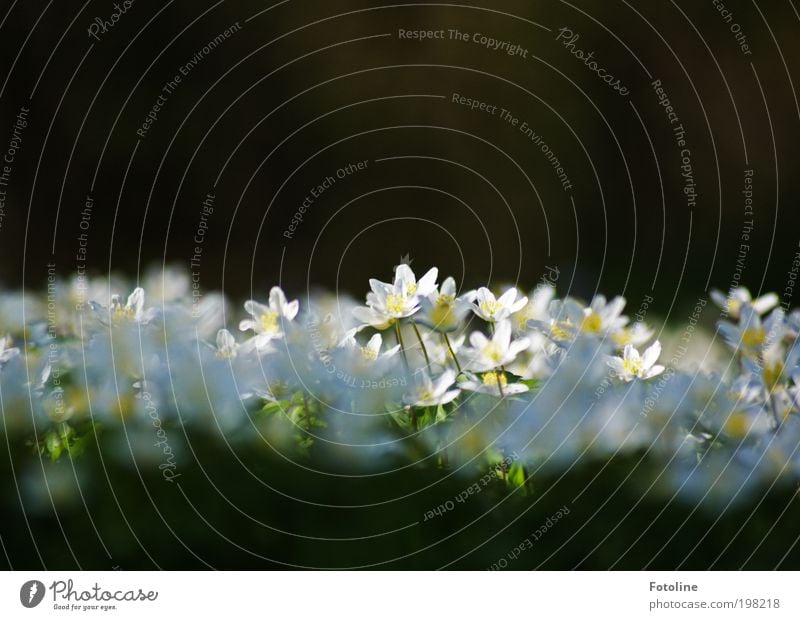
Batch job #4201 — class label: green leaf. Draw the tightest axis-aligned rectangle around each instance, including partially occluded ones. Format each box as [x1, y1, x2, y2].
[507, 462, 527, 488]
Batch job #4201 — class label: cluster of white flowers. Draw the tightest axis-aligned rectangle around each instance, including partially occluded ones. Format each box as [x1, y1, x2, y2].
[2, 264, 800, 507]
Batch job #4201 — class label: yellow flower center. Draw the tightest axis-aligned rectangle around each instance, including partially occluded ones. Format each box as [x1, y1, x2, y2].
[741, 327, 765, 347]
[482, 342, 503, 364]
[762, 362, 784, 389]
[479, 299, 500, 317]
[550, 320, 572, 341]
[612, 329, 631, 346]
[110, 301, 135, 322]
[406, 282, 417, 296]
[581, 311, 603, 333]
[515, 309, 529, 330]
[481, 372, 508, 388]
[622, 357, 643, 376]
[360, 346, 378, 361]
[723, 412, 749, 438]
[417, 387, 434, 401]
[259, 310, 279, 333]
[430, 296, 455, 327]
[385, 293, 405, 315]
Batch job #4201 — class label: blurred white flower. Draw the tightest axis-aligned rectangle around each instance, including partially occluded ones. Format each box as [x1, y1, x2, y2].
[611, 322, 655, 349]
[470, 287, 528, 323]
[394, 263, 438, 298]
[239, 286, 299, 347]
[89, 287, 156, 325]
[459, 371, 529, 396]
[514, 284, 556, 333]
[215, 329, 239, 359]
[144, 265, 190, 303]
[607, 341, 664, 381]
[718, 305, 786, 354]
[417, 276, 470, 332]
[711, 287, 779, 318]
[579, 295, 628, 334]
[404, 369, 460, 407]
[462, 320, 530, 372]
[352, 265, 437, 329]
[0, 335, 20, 364]
[339, 331, 400, 362]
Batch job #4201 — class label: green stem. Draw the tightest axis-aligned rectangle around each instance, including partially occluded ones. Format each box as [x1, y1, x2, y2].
[395, 321, 410, 373]
[487, 322, 506, 397]
[411, 323, 431, 368]
[443, 332, 462, 373]
[495, 369, 506, 398]
[302, 393, 314, 432]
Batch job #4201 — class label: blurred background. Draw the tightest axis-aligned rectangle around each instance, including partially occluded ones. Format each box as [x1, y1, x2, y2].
[2, 0, 800, 569]
[0, 0, 798, 312]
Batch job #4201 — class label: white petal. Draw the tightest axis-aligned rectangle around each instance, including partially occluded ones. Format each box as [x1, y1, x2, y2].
[509, 296, 528, 313]
[469, 330, 489, 349]
[269, 287, 288, 312]
[353, 306, 381, 325]
[369, 279, 393, 300]
[239, 318, 257, 332]
[216, 329, 235, 350]
[753, 293, 779, 315]
[438, 389, 461, 405]
[643, 365, 665, 379]
[641, 341, 662, 368]
[127, 287, 145, 314]
[440, 277, 456, 297]
[433, 369, 457, 395]
[244, 300, 270, 318]
[366, 333, 382, 353]
[394, 264, 414, 287]
[607, 357, 625, 373]
[283, 299, 299, 321]
[603, 296, 626, 319]
[709, 289, 728, 310]
[493, 320, 512, 349]
[476, 287, 494, 304]
[497, 287, 518, 307]
[416, 268, 439, 296]
[459, 289, 478, 303]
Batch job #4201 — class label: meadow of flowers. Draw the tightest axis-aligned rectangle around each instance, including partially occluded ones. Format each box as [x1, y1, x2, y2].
[2, 263, 800, 511]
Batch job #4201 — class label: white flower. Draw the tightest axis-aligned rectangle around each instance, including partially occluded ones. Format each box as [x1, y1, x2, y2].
[462, 320, 530, 372]
[352, 265, 438, 330]
[239, 287, 299, 345]
[417, 276, 470, 332]
[718, 305, 786, 354]
[89, 287, 156, 325]
[578, 295, 628, 334]
[0, 335, 20, 364]
[607, 341, 665, 381]
[470, 287, 528, 322]
[422, 331, 465, 368]
[339, 331, 399, 362]
[404, 369, 460, 407]
[711, 287, 778, 318]
[513, 284, 556, 332]
[611, 322, 654, 349]
[459, 371, 529, 396]
[144, 265, 190, 303]
[394, 263, 439, 298]
[215, 329, 239, 359]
